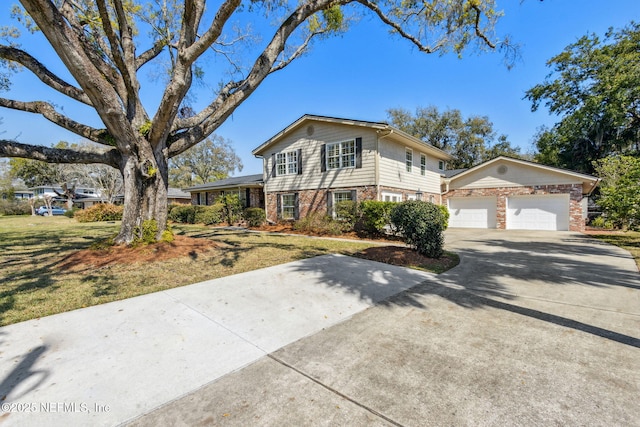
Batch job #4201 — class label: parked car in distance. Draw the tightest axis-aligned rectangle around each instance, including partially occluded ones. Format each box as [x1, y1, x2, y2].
[36, 206, 67, 216]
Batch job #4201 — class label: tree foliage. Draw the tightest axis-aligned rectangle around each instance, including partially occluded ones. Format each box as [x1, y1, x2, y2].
[526, 22, 640, 173]
[593, 155, 640, 230]
[169, 135, 242, 188]
[0, 0, 506, 244]
[387, 105, 519, 169]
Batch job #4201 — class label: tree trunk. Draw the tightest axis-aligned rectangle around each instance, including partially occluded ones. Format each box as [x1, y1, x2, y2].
[114, 143, 169, 245]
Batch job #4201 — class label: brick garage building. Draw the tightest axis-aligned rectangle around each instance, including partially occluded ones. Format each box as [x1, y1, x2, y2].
[442, 157, 599, 232]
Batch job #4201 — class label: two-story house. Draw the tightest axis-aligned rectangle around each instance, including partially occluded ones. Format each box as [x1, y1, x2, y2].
[189, 114, 599, 232]
[252, 115, 452, 222]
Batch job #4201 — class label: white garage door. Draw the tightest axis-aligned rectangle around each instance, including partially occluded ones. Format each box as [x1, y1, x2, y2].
[507, 194, 570, 231]
[448, 197, 497, 228]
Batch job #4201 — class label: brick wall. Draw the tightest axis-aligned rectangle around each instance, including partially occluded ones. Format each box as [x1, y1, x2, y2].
[442, 184, 586, 232]
[265, 185, 441, 223]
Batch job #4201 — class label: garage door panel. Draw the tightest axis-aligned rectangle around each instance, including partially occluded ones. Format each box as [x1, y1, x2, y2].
[448, 197, 497, 229]
[507, 194, 569, 231]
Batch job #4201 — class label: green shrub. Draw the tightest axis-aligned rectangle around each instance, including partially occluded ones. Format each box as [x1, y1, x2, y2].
[168, 205, 199, 224]
[244, 207, 266, 227]
[0, 199, 32, 216]
[335, 200, 359, 230]
[437, 204, 450, 230]
[131, 219, 174, 246]
[359, 200, 396, 235]
[293, 212, 343, 235]
[195, 203, 224, 225]
[64, 206, 80, 218]
[590, 215, 615, 230]
[217, 194, 243, 225]
[74, 203, 123, 222]
[390, 201, 446, 258]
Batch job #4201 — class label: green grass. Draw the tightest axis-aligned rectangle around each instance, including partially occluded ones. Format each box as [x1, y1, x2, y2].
[0, 216, 383, 326]
[590, 231, 640, 270]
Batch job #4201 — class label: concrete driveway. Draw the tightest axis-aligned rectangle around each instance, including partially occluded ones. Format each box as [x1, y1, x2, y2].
[131, 229, 640, 426]
[1, 230, 639, 426]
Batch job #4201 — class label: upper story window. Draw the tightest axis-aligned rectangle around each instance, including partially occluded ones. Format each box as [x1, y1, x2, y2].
[438, 160, 446, 171]
[406, 148, 413, 173]
[276, 151, 298, 175]
[420, 154, 427, 176]
[327, 139, 355, 170]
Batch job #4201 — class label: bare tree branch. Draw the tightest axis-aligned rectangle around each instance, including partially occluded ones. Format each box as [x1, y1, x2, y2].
[135, 40, 166, 70]
[0, 45, 92, 105]
[0, 139, 120, 168]
[168, 0, 342, 155]
[0, 97, 113, 145]
[270, 29, 327, 73]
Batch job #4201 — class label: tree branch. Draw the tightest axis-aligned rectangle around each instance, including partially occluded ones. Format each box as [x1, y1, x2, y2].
[0, 45, 92, 105]
[0, 140, 120, 168]
[135, 40, 166, 70]
[168, 0, 342, 156]
[0, 97, 114, 146]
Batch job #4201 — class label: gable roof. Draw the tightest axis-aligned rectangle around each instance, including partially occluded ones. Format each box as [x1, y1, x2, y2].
[443, 156, 600, 194]
[183, 174, 264, 192]
[252, 114, 453, 160]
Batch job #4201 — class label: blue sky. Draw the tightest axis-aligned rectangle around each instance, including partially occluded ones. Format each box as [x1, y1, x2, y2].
[1, 1, 639, 176]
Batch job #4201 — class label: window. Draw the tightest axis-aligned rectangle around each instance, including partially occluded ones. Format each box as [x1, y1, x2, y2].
[281, 194, 296, 220]
[406, 148, 413, 173]
[332, 191, 353, 219]
[420, 154, 427, 176]
[438, 160, 445, 171]
[277, 151, 298, 175]
[327, 140, 355, 170]
[381, 192, 402, 202]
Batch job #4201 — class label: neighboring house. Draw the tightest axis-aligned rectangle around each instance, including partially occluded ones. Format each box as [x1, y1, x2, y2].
[252, 115, 452, 222]
[30, 185, 100, 201]
[184, 174, 265, 209]
[1, 190, 34, 200]
[167, 187, 192, 205]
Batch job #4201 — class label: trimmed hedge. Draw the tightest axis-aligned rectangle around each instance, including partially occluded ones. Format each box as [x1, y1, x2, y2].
[244, 207, 266, 227]
[0, 200, 32, 216]
[359, 200, 396, 235]
[168, 204, 224, 225]
[74, 203, 123, 222]
[390, 201, 446, 258]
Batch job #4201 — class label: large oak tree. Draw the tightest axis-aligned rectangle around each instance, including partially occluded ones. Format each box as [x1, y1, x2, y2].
[0, 0, 506, 244]
[526, 22, 640, 173]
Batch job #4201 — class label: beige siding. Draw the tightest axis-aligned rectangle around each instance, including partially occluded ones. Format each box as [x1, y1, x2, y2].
[378, 139, 441, 195]
[263, 122, 376, 192]
[450, 160, 583, 190]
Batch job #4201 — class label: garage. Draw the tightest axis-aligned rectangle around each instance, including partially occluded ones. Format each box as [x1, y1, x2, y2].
[448, 197, 497, 228]
[507, 194, 570, 231]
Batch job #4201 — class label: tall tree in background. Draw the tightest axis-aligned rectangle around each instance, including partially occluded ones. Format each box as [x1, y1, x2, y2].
[593, 155, 640, 230]
[0, 0, 507, 244]
[526, 22, 640, 174]
[387, 106, 520, 169]
[169, 135, 242, 188]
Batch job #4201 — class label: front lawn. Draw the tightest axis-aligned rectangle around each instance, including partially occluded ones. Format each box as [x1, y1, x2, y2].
[589, 230, 640, 270]
[0, 216, 456, 326]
